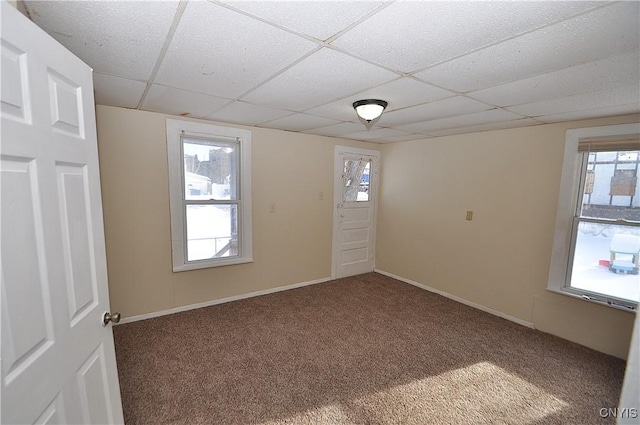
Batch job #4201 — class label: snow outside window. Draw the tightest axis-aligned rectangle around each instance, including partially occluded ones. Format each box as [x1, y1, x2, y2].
[548, 124, 640, 311]
[166, 119, 252, 272]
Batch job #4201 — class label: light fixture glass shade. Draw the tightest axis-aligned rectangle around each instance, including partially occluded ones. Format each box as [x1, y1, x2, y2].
[355, 104, 384, 121]
[353, 99, 388, 122]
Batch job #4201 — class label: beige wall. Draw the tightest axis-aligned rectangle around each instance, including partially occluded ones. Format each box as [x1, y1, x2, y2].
[98, 104, 637, 359]
[7, 0, 26, 14]
[96, 105, 374, 319]
[376, 114, 639, 359]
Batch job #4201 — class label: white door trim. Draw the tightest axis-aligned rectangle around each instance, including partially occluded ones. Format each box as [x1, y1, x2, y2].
[331, 145, 381, 280]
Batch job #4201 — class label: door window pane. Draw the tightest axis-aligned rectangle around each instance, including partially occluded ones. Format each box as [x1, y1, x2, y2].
[571, 221, 640, 302]
[186, 204, 238, 261]
[343, 159, 371, 202]
[183, 138, 237, 201]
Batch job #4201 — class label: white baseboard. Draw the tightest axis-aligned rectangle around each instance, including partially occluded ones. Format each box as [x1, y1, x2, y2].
[117, 277, 332, 325]
[374, 269, 534, 329]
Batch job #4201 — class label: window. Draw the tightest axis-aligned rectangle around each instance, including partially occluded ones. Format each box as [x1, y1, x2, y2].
[548, 123, 640, 310]
[166, 119, 252, 271]
[343, 158, 371, 202]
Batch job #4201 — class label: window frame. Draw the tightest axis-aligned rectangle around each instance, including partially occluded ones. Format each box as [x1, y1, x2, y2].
[547, 123, 640, 311]
[166, 119, 252, 272]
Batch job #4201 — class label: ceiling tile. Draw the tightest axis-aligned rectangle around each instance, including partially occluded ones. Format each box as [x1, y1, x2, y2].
[414, 2, 640, 92]
[427, 118, 541, 137]
[258, 114, 341, 132]
[304, 77, 454, 121]
[302, 122, 365, 137]
[154, 1, 318, 99]
[25, 0, 637, 143]
[220, 1, 384, 41]
[332, 1, 604, 73]
[343, 128, 412, 141]
[205, 101, 292, 126]
[25, 0, 179, 80]
[395, 109, 524, 133]
[93, 73, 146, 108]
[534, 104, 640, 124]
[467, 52, 640, 107]
[242, 48, 398, 111]
[141, 85, 231, 119]
[505, 83, 640, 117]
[378, 96, 493, 127]
[373, 133, 433, 144]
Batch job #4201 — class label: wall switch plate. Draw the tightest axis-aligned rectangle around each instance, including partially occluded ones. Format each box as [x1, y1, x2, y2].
[466, 210, 473, 221]
[269, 203, 276, 213]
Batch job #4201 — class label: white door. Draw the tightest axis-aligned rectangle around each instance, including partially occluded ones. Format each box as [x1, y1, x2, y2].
[332, 146, 380, 279]
[1, 3, 124, 424]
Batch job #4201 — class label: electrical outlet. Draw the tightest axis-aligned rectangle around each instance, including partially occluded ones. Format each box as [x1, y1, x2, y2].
[466, 210, 473, 221]
[318, 191, 324, 200]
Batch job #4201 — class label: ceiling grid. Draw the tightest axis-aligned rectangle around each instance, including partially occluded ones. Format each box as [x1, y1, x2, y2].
[25, 0, 640, 143]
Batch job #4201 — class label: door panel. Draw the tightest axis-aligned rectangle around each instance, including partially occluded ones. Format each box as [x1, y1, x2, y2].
[34, 394, 67, 425]
[77, 345, 114, 425]
[343, 206, 370, 222]
[1, 39, 31, 122]
[1, 156, 54, 382]
[342, 227, 369, 244]
[341, 247, 369, 264]
[1, 3, 124, 424]
[57, 163, 98, 324]
[48, 69, 84, 138]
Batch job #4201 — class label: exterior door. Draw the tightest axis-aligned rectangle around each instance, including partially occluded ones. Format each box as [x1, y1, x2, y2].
[1, 3, 124, 424]
[332, 146, 380, 279]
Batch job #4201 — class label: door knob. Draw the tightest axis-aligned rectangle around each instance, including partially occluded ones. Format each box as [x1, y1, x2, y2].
[103, 312, 121, 326]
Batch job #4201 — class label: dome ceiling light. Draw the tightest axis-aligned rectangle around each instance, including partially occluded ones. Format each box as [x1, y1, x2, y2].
[353, 99, 388, 130]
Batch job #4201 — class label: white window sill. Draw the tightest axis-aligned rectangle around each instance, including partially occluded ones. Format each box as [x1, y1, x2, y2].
[546, 287, 637, 313]
[172, 257, 254, 272]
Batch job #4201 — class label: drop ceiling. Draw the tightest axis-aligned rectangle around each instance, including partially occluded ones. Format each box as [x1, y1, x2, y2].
[24, 0, 640, 143]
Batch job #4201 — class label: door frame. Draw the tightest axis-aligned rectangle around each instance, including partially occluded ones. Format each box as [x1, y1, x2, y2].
[331, 145, 381, 280]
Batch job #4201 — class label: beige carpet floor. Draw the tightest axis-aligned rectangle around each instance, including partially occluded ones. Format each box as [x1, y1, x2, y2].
[113, 273, 626, 424]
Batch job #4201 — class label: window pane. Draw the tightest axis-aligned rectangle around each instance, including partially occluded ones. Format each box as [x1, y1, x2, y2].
[570, 221, 640, 302]
[183, 138, 238, 200]
[580, 150, 639, 221]
[343, 159, 371, 202]
[186, 204, 238, 261]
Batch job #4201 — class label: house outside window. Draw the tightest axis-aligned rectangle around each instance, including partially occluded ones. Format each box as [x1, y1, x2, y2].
[548, 123, 640, 310]
[166, 119, 252, 272]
